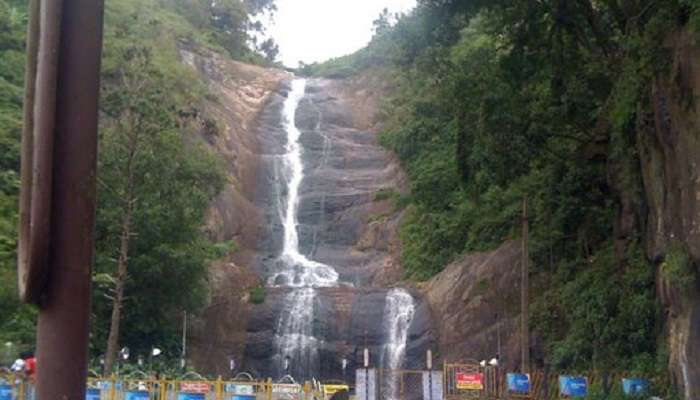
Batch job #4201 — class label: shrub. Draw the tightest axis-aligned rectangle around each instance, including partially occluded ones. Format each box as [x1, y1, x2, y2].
[250, 286, 266, 304]
[661, 242, 697, 291]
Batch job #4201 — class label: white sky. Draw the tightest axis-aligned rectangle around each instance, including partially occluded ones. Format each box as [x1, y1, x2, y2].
[263, 0, 417, 67]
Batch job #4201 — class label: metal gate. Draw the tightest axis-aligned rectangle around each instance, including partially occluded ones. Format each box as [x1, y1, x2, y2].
[377, 370, 424, 400]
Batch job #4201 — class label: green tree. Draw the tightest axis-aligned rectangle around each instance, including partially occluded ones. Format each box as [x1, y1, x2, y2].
[0, 0, 36, 355]
[94, 0, 226, 372]
[307, 0, 691, 386]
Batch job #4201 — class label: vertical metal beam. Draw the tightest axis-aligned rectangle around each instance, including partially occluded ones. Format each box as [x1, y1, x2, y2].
[521, 197, 530, 373]
[34, 0, 104, 398]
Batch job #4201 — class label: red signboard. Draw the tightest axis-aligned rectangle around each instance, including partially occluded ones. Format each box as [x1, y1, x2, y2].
[456, 372, 484, 390]
[181, 382, 210, 393]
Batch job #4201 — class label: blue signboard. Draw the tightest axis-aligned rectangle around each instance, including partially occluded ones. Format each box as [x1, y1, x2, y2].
[506, 373, 530, 393]
[231, 395, 256, 400]
[86, 388, 101, 400]
[0, 384, 13, 400]
[125, 390, 150, 400]
[622, 378, 649, 396]
[178, 393, 206, 400]
[559, 376, 588, 397]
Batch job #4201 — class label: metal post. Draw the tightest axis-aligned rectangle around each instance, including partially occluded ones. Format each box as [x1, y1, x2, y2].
[427, 350, 432, 400]
[521, 197, 530, 374]
[182, 311, 187, 369]
[495, 313, 501, 362]
[363, 348, 369, 400]
[30, 0, 104, 398]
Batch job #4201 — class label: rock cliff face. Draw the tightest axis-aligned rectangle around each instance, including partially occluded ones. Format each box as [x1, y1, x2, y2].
[253, 77, 407, 286]
[242, 287, 433, 378]
[422, 241, 523, 369]
[177, 48, 289, 374]
[178, 56, 434, 378]
[636, 29, 700, 398]
[244, 76, 433, 379]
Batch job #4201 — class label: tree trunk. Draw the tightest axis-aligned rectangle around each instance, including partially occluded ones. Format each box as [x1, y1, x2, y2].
[103, 208, 132, 375]
[103, 125, 138, 375]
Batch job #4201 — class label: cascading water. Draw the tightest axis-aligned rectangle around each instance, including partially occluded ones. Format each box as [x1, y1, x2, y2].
[271, 79, 338, 380]
[274, 287, 320, 379]
[269, 79, 417, 382]
[268, 79, 338, 288]
[381, 288, 416, 400]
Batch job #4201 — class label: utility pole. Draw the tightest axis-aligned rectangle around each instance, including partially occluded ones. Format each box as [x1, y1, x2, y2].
[181, 311, 187, 370]
[521, 197, 530, 373]
[18, 0, 104, 398]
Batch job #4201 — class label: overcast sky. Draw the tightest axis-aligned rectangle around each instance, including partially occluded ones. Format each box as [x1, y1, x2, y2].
[262, 0, 417, 67]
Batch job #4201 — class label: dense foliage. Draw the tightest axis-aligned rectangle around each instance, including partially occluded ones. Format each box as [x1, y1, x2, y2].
[0, 0, 35, 362]
[0, 0, 274, 365]
[171, 0, 279, 65]
[93, 0, 230, 365]
[307, 0, 698, 384]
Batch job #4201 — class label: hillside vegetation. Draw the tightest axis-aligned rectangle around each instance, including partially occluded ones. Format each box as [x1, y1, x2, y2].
[305, 0, 699, 386]
[0, 0, 276, 367]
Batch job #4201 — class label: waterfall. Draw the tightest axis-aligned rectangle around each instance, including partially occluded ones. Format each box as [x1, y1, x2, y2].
[382, 288, 416, 400]
[268, 79, 418, 383]
[268, 79, 338, 288]
[272, 79, 338, 380]
[274, 287, 320, 379]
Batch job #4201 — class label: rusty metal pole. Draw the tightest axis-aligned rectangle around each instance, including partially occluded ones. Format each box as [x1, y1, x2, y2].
[520, 197, 530, 374]
[33, 0, 104, 398]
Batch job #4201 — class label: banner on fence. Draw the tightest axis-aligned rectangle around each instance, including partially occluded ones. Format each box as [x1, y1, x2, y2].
[86, 388, 101, 400]
[506, 373, 530, 394]
[272, 384, 300, 394]
[455, 372, 483, 390]
[0, 385, 12, 400]
[559, 376, 588, 397]
[622, 378, 649, 396]
[422, 371, 443, 400]
[225, 384, 255, 395]
[178, 393, 206, 400]
[182, 382, 210, 394]
[125, 391, 150, 400]
[356, 369, 377, 400]
[323, 384, 349, 397]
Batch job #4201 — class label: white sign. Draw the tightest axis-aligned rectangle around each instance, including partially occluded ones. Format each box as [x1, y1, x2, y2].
[356, 369, 377, 400]
[225, 384, 255, 395]
[272, 384, 300, 394]
[422, 371, 443, 400]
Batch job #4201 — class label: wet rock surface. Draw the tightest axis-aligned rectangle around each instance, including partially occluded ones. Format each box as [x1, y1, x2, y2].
[253, 78, 407, 285]
[244, 77, 434, 379]
[637, 29, 700, 398]
[180, 48, 289, 376]
[242, 287, 434, 380]
[184, 65, 435, 379]
[422, 241, 523, 370]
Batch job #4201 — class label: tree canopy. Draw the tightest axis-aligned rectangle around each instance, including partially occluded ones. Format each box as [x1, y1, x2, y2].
[306, 0, 697, 386]
[0, 0, 270, 364]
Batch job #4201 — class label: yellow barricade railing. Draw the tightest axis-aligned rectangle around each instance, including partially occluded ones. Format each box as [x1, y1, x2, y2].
[84, 376, 328, 400]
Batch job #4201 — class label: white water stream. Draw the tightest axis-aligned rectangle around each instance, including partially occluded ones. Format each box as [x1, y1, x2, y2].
[272, 79, 336, 379]
[382, 288, 416, 400]
[269, 79, 338, 288]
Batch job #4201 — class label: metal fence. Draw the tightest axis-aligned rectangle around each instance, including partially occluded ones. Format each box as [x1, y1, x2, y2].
[1, 376, 315, 400]
[2, 367, 662, 400]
